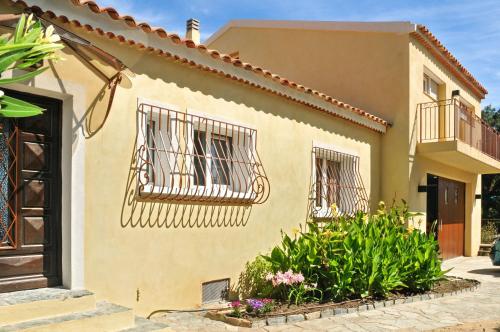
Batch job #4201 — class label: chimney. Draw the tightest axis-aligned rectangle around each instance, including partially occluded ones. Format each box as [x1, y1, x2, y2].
[186, 18, 200, 44]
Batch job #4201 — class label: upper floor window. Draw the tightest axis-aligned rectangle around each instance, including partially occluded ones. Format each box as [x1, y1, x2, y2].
[310, 147, 369, 219]
[137, 102, 270, 204]
[423, 74, 439, 100]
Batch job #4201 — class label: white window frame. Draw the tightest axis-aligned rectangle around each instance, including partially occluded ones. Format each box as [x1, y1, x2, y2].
[137, 102, 181, 195]
[188, 120, 234, 197]
[423, 74, 439, 100]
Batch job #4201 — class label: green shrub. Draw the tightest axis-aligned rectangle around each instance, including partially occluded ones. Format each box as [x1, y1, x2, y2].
[481, 221, 497, 244]
[262, 202, 445, 302]
[237, 256, 273, 299]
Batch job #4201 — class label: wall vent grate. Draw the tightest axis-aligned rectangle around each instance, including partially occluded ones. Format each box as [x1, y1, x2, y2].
[202, 278, 229, 304]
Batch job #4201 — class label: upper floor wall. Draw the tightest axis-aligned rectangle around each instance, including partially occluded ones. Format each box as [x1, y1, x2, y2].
[409, 34, 482, 123]
[208, 24, 410, 125]
[207, 21, 491, 202]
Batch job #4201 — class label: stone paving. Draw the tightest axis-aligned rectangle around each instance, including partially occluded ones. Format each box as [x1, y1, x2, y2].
[152, 256, 500, 331]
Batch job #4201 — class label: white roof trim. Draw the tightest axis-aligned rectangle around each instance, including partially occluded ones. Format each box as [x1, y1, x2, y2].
[206, 20, 417, 45]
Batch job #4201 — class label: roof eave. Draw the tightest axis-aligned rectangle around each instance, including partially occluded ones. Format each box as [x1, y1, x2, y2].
[8, 0, 389, 133]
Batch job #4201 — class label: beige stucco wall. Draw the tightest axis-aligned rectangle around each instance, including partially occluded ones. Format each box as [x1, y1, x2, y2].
[408, 38, 482, 255]
[209, 25, 486, 257]
[3, 18, 382, 314]
[0, 2, 383, 313]
[87, 37, 381, 314]
[208, 26, 411, 208]
[79, 34, 381, 314]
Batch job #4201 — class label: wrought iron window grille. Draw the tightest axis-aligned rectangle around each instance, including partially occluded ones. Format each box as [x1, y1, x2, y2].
[136, 103, 269, 205]
[309, 147, 369, 219]
[0, 119, 18, 250]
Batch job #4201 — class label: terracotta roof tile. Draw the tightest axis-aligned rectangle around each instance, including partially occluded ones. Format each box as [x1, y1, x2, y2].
[413, 25, 487, 98]
[8, 0, 389, 131]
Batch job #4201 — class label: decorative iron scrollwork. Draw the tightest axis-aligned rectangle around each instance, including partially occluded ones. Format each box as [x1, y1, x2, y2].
[136, 103, 269, 205]
[308, 147, 369, 219]
[0, 119, 18, 249]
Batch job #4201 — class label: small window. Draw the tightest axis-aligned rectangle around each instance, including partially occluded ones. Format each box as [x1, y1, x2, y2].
[423, 74, 439, 100]
[193, 130, 207, 186]
[310, 147, 369, 218]
[137, 103, 270, 204]
[210, 134, 233, 186]
[315, 158, 341, 208]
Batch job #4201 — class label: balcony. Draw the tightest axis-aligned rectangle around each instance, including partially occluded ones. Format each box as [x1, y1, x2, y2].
[417, 99, 500, 174]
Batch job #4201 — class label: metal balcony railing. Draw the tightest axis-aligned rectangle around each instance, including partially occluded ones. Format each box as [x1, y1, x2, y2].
[418, 99, 500, 161]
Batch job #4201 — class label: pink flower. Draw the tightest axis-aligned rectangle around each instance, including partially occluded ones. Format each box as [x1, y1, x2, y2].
[230, 300, 241, 308]
[292, 273, 305, 283]
[267, 270, 305, 286]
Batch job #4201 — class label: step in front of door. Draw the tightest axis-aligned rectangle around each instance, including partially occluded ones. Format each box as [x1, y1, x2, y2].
[0, 288, 95, 326]
[0, 301, 135, 332]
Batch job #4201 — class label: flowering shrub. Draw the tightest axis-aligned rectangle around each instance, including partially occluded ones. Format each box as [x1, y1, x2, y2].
[265, 270, 304, 286]
[245, 298, 274, 316]
[262, 203, 445, 302]
[228, 300, 243, 318]
[264, 270, 321, 304]
[228, 298, 274, 317]
[0, 14, 63, 117]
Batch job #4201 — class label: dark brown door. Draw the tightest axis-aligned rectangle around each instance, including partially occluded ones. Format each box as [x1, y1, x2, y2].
[437, 177, 465, 259]
[0, 90, 62, 292]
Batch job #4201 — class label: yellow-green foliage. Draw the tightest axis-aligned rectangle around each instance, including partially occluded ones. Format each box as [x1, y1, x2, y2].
[0, 14, 63, 117]
[263, 203, 445, 302]
[237, 256, 273, 299]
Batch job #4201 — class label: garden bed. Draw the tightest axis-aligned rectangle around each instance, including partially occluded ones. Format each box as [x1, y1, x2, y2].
[206, 204, 481, 328]
[205, 277, 480, 328]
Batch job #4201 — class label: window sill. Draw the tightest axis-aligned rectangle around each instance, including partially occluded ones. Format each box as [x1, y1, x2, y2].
[311, 207, 334, 219]
[423, 91, 438, 102]
[138, 184, 257, 203]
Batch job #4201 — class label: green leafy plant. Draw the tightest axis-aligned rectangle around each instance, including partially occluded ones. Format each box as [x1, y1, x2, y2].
[228, 300, 243, 318]
[0, 14, 63, 117]
[287, 281, 323, 305]
[262, 202, 446, 303]
[236, 256, 273, 299]
[481, 220, 498, 244]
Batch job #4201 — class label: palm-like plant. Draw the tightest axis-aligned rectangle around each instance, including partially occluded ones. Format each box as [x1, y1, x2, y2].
[0, 14, 63, 117]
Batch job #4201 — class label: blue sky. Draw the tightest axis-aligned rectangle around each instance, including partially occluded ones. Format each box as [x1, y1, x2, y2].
[97, 0, 500, 108]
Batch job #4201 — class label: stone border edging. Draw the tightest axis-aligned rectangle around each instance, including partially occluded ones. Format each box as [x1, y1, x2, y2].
[205, 277, 480, 328]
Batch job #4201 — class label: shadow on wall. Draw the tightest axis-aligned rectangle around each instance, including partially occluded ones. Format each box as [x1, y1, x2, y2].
[50, 46, 128, 141]
[83, 74, 122, 139]
[120, 138, 253, 229]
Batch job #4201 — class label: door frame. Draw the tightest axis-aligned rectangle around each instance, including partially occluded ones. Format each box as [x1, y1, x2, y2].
[426, 173, 466, 259]
[4, 80, 87, 291]
[0, 90, 63, 291]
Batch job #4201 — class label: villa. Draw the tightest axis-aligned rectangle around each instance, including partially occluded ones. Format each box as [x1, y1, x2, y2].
[0, 0, 497, 326]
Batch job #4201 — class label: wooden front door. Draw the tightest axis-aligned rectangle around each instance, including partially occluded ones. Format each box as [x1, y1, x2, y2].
[437, 177, 465, 259]
[0, 90, 62, 292]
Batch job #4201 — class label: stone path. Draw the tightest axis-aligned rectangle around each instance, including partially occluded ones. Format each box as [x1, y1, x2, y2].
[152, 256, 500, 331]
